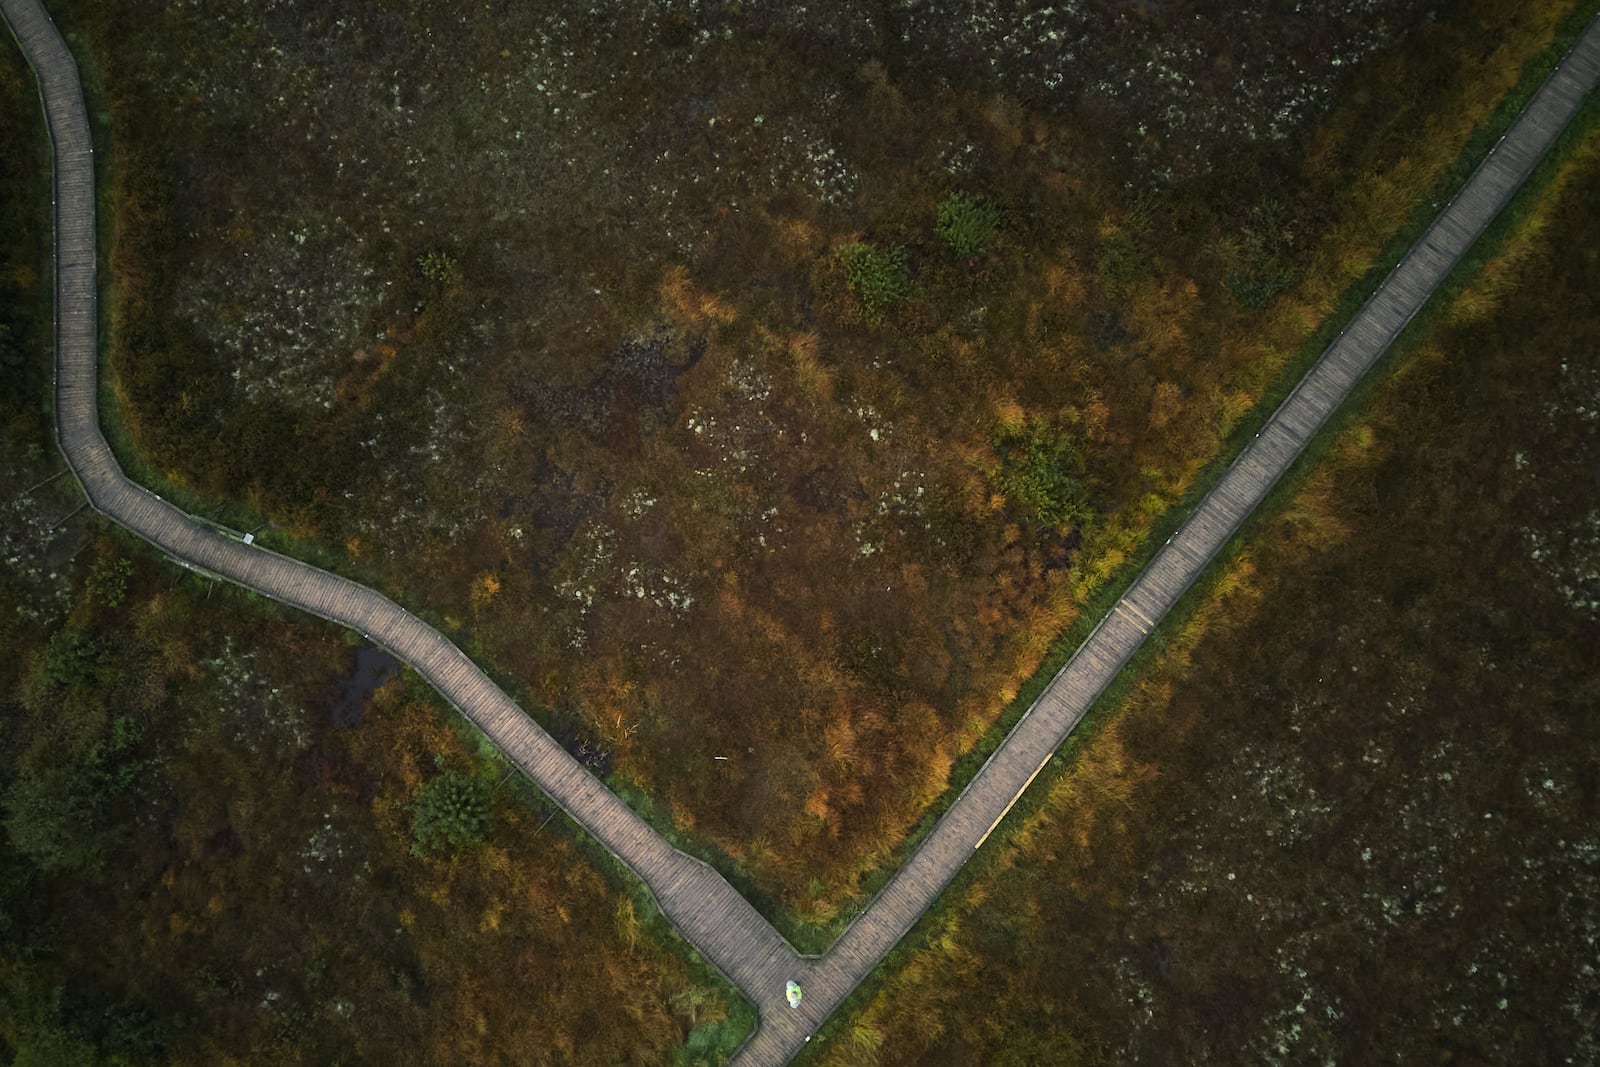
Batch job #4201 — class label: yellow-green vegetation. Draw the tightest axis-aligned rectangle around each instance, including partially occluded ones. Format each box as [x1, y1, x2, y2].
[59, 0, 1590, 933]
[807, 106, 1600, 1067]
[835, 242, 914, 324]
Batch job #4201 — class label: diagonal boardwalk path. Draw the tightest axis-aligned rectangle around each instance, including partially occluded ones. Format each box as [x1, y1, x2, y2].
[6, 0, 1598, 1061]
[759, 17, 1600, 1064]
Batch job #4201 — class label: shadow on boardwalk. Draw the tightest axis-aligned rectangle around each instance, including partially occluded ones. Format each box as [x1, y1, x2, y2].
[4, 0, 1597, 1061]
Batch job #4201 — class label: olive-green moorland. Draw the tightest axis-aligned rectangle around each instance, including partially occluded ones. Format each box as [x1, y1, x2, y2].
[7, 7, 1599, 1066]
[809, 89, 1600, 1067]
[1, 26, 751, 1066]
[58, 0, 1594, 933]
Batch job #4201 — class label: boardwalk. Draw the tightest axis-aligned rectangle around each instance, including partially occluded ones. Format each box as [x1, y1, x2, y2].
[6, 0, 1598, 1060]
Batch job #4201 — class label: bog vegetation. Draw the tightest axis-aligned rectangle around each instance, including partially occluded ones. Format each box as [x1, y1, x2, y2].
[0, 42, 745, 1062]
[935, 193, 1002, 258]
[0, 552, 749, 1064]
[53, 0, 1591, 935]
[410, 771, 494, 855]
[810, 105, 1600, 1067]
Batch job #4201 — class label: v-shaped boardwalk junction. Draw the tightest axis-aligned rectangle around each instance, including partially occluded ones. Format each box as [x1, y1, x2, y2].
[5, 0, 1599, 1061]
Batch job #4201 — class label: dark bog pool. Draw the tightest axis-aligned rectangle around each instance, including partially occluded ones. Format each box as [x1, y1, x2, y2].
[332, 646, 401, 726]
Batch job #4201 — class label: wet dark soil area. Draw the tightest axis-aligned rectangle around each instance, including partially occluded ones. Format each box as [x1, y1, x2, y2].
[330, 645, 400, 727]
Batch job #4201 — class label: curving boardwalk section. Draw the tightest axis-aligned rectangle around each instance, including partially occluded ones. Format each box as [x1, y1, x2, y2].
[0, 0, 808, 1041]
[6, 0, 1598, 1061]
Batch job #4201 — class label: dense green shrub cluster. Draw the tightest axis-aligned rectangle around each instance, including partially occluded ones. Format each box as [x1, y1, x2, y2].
[936, 192, 1001, 256]
[411, 771, 493, 854]
[835, 241, 912, 324]
[994, 421, 1094, 529]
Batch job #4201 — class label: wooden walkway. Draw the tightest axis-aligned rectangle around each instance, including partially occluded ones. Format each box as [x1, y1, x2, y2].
[6, 0, 1597, 1059]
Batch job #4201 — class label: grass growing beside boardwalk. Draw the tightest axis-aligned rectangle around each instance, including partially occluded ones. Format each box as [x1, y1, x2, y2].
[799, 74, 1600, 1067]
[426, 676, 757, 1065]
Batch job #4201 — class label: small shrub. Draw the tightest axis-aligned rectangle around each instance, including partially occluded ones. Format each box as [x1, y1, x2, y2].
[87, 716, 147, 805]
[417, 250, 461, 287]
[835, 241, 912, 324]
[40, 628, 102, 689]
[994, 420, 1094, 528]
[1095, 229, 1152, 293]
[87, 557, 133, 608]
[1224, 201, 1293, 310]
[936, 192, 1001, 256]
[1226, 261, 1292, 310]
[411, 771, 493, 855]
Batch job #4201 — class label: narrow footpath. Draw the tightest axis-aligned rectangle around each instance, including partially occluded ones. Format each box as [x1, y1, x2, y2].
[5, 0, 1597, 1062]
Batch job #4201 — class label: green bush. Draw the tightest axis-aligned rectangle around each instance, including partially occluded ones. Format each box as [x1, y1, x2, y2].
[87, 557, 133, 609]
[1224, 201, 1293, 310]
[836, 241, 912, 324]
[936, 192, 1001, 256]
[1095, 229, 1152, 293]
[38, 628, 103, 689]
[411, 771, 493, 855]
[416, 249, 461, 287]
[994, 421, 1094, 529]
[87, 716, 146, 806]
[1225, 261, 1292, 309]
